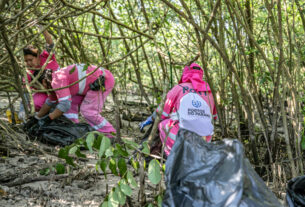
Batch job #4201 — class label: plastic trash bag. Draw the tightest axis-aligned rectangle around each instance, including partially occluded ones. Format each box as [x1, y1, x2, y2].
[24, 116, 94, 146]
[286, 175, 305, 207]
[163, 129, 282, 207]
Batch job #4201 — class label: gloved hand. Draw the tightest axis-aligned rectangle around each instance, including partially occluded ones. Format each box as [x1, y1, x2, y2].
[38, 115, 52, 128]
[90, 75, 105, 91]
[139, 115, 153, 132]
[18, 111, 26, 123]
[23, 116, 39, 131]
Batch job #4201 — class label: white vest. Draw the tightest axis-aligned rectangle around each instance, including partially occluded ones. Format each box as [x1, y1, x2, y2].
[178, 92, 214, 136]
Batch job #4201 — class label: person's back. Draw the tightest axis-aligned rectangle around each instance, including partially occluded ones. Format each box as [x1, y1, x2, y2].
[158, 63, 217, 156]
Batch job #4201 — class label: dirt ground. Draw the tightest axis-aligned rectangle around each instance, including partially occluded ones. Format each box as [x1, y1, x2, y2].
[0, 92, 157, 207]
[0, 92, 287, 206]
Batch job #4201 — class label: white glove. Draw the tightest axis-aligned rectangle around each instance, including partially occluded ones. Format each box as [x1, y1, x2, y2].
[18, 111, 26, 123]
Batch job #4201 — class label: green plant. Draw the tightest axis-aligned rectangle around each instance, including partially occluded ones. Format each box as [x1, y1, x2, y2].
[58, 132, 163, 206]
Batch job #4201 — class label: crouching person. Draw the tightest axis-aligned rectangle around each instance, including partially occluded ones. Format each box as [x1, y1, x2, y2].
[140, 63, 217, 156]
[35, 64, 116, 138]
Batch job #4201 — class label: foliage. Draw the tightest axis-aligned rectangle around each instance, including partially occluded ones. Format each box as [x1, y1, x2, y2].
[58, 132, 163, 206]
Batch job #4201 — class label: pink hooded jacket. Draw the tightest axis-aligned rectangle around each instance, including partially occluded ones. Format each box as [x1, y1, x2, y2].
[158, 63, 217, 156]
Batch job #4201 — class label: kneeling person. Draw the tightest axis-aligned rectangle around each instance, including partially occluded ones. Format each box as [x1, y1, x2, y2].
[36, 64, 116, 138]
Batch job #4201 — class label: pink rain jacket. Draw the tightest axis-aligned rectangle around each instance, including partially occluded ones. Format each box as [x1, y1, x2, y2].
[47, 64, 106, 103]
[158, 63, 217, 156]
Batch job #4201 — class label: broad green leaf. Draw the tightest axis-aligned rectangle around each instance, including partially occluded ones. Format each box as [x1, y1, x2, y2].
[146, 204, 153, 207]
[58, 147, 68, 159]
[123, 140, 139, 149]
[127, 171, 137, 187]
[141, 141, 150, 155]
[75, 148, 86, 158]
[119, 183, 132, 196]
[108, 191, 119, 207]
[100, 159, 108, 179]
[118, 158, 127, 177]
[130, 158, 139, 172]
[105, 147, 114, 157]
[55, 163, 65, 174]
[157, 195, 162, 207]
[115, 186, 126, 205]
[100, 201, 108, 207]
[109, 158, 118, 175]
[65, 156, 75, 167]
[69, 65, 76, 74]
[69, 146, 78, 155]
[148, 159, 161, 185]
[86, 133, 95, 153]
[93, 133, 103, 150]
[115, 144, 129, 157]
[99, 137, 111, 158]
[59, 147, 75, 166]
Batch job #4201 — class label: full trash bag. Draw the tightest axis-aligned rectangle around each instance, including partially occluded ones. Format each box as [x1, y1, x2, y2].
[286, 175, 305, 207]
[24, 116, 94, 146]
[163, 129, 282, 207]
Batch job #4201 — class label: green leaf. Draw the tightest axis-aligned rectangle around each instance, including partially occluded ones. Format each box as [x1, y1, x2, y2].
[118, 158, 127, 177]
[157, 195, 162, 207]
[301, 134, 305, 150]
[141, 141, 150, 155]
[58, 147, 75, 167]
[119, 182, 132, 196]
[69, 65, 76, 74]
[115, 186, 126, 205]
[148, 159, 161, 185]
[93, 133, 103, 150]
[100, 201, 108, 207]
[100, 159, 108, 179]
[58, 147, 68, 159]
[127, 171, 137, 187]
[146, 204, 153, 207]
[75, 148, 86, 158]
[86, 133, 95, 153]
[105, 147, 114, 157]
[40, 167, 50, 176]
[82, 63, 90, 72]
[55, 163, 65, 174]
[109, 158, 118, 175]
[99, 136, 111, 158]
[129, 158, 139, 173]
[115, 144, 129, 157]
[65, 156, 75, 167]
[69, 146, 78, 155]
[123, 140, 139, 149]
[108, 191, 119, 207]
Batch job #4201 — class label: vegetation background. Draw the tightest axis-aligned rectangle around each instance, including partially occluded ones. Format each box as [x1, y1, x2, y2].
[0, 0, 305, 206]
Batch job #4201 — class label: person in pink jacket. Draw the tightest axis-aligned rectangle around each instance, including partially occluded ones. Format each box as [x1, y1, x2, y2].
[19, 26, 60, 121]
[140, 63, 217, 156]
[34, 64, 116, 137]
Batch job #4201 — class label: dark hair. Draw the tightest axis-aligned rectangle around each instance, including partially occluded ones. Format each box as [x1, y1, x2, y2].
[23, 45, 39, 57]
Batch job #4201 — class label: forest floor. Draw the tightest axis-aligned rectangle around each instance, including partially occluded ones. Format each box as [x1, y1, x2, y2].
[0, 92, 286, 206]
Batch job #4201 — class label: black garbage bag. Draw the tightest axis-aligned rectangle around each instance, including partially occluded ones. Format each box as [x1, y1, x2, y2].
[24, 116, 94, 146]
[163, 129, 283, 207]
[286, 175, 305, 207]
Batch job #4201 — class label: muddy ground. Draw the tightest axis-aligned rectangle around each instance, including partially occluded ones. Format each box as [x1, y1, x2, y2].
[0, 92, 158, 207]
[0, 92, 286, 206]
